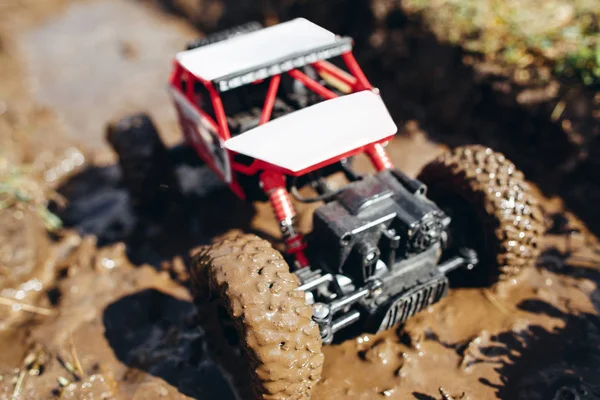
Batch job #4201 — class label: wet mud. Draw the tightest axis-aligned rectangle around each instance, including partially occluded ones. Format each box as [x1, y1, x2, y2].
[3, 130, 600, 399]
[1, 0, 600, 399]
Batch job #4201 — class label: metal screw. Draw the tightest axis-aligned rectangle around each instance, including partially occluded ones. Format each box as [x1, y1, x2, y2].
[304, 291, 315, 305]
[369, 279, 384, 297]
[313, 302, 330, 319]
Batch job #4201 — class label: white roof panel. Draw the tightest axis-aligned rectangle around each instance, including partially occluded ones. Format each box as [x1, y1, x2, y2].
[176, 18, 342, 82]
[224, 91, 397, 173]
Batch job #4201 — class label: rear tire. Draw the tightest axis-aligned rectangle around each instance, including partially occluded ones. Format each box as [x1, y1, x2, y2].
[418, 145, 545, 284]
[106, 113, 179, 216]
[190, 233, 323, 399]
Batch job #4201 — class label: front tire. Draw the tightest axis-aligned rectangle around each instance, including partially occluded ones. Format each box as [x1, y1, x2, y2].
[190, 233, 323, 399]
[418, 145, 545, 284]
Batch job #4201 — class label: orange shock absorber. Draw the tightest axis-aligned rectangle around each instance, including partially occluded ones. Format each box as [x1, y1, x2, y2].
[260, 171, 309, 268]
[366, 142, 393, 171]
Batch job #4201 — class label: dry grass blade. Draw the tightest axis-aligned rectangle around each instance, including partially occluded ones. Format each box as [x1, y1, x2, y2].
[57, 376, 70, 387]
[551, 100, 566, 121]
[57, 355, 80, 382]
[24, 347, 48, 376]
[11, 369, 26, 400]
[69, 333, 85, 378]
[439, 387, 466, 400]
[0, 296, 56, 316]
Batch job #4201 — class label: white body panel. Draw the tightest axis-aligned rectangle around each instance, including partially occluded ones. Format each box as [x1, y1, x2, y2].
[224, 90, 397, 173]
[176, 18, 339, 82]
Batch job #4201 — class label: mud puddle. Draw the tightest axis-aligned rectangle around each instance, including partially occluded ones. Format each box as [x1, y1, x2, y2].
[2, 126, 598, 399]
[20, 0, 197, 151]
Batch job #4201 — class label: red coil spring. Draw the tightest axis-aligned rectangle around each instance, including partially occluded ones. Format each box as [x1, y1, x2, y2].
[268, 187, 296, 222]
[261, 172, 309, 268]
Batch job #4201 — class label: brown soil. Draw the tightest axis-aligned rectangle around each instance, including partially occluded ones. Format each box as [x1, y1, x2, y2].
[1, 1, 599, 399]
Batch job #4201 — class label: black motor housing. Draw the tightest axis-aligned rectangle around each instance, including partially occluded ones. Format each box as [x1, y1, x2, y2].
[311, 170, 448, 284]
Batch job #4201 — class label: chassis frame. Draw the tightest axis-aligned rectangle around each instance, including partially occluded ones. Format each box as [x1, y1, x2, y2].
[169, 45, 393, 267]
[167, 29, 478, 341]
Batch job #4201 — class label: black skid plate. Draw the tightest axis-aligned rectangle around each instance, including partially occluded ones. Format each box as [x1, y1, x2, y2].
[377, 276, 448, 331]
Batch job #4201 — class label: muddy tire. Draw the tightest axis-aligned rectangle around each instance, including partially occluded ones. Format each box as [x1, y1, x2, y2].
[417, 145, 545, 284]
[190, 233, 323, 400]
[106, 113, 178, 215]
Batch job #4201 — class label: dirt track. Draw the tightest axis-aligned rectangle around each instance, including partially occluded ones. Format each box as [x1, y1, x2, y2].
[1, 1, 600, 399]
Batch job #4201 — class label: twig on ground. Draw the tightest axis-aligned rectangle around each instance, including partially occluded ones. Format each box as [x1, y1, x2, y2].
[10, 369, 26, 400]
[0, 296, 56, 316]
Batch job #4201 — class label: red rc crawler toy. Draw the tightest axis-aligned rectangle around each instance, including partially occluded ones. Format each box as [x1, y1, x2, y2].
[107, 19, 545, 400]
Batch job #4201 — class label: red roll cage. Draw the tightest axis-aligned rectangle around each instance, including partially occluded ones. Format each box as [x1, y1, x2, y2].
[168, 49, 394, 268]
[169, 51, 391, 175]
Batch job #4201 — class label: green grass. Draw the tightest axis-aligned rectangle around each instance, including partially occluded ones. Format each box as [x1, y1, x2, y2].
[555, 38, 600, 85]
[403, 0, 600, 85]
[0, 158, 62, 231]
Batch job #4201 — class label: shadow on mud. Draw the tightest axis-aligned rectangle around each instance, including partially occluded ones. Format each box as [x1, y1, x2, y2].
[103, 288, 236, 399]
[487, 304, 600, 399]
[481, 244, 600, 399]
[417, 226, 600, 399]
[412, 393, 437, 400]
[52, 157, 256, 270]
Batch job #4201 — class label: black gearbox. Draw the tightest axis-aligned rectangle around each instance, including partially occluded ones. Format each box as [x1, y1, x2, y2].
[311, 170, 448, 283]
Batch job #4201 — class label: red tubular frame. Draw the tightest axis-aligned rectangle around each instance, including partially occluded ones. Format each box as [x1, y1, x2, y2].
[259, 75, 281, 125]
[287, 69, 338, 100]
[168, 60, 182, 86]
[171, 49, 393, 268]
[206, 81, 231, 140]
[366, 143, 393, 171]
[342, 52, 372, 91]
[230, 136, 393, 177]
[313, 60, 357, 88]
